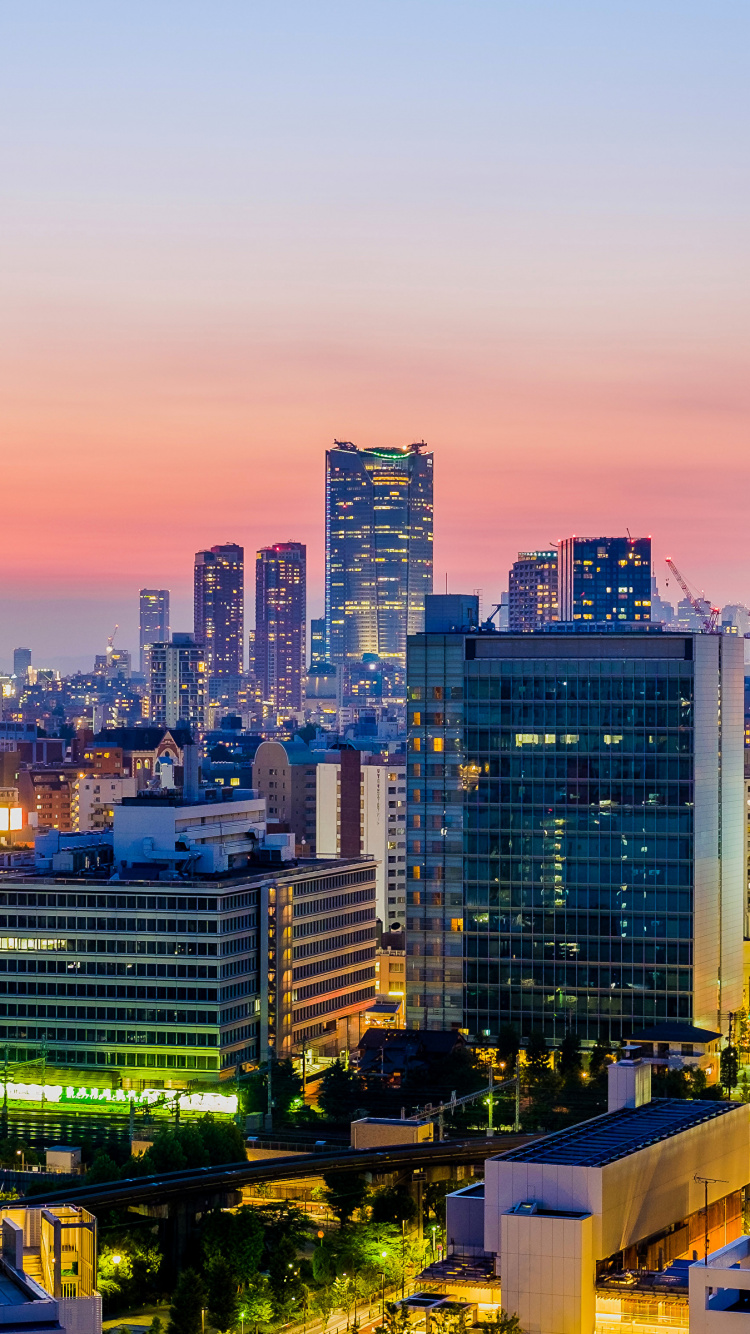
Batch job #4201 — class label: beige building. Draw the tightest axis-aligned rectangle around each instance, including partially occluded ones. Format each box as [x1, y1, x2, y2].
[73, 774, 136, 831]
[0, 1204, 100, 1334]
[252, 739, 320, 855]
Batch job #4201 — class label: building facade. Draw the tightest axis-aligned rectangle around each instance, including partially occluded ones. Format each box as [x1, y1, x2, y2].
[148, 636, 207, 730]
[508, 551, 558, 632]
[255, 543, 306, 711]
[558, 536, 651, 623]
[138, 590, 170, 674]
[194, 544, 244, 676]
[325, 442, 433, 684]
[317, 752, 406, 927]
[310, 618, 326, 666]
[0, 788, 372, 1080]
[405, 614, 745, 1043]
[252, 739, 320, 855]
[262, 856, 377, 1058]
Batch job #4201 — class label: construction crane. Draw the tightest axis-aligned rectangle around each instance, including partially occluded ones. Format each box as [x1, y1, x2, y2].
[106, 624, 119, 658]
[664, 558, 719, 633]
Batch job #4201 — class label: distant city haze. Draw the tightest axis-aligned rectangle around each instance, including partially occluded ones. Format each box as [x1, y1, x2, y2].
[3, 3, 750, 668]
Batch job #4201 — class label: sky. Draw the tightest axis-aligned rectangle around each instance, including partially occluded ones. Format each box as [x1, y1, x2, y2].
[2, 2, 750, 670]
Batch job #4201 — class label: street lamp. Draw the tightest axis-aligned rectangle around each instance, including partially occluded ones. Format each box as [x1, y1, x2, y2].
[15, 1149, 24, 1172]
[112, 1255, 121, 1266]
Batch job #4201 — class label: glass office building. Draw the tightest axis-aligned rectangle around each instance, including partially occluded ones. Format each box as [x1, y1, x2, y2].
[405, 611, 744, 1045]
[558, 536, 651, 623]
[325, 442, 433, 685]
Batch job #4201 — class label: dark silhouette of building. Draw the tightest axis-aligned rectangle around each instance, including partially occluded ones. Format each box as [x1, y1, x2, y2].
[194, 544, 244, 675]
[139, 589, 170, 673]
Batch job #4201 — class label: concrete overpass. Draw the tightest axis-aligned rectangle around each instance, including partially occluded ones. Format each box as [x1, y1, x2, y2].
[37, 1135, 534, 1211]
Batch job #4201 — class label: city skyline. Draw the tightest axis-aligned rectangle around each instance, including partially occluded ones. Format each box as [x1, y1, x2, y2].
[3, 3, 750, 666]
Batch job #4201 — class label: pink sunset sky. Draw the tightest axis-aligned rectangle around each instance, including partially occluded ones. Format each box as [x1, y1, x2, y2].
[2, 2, 749, 670]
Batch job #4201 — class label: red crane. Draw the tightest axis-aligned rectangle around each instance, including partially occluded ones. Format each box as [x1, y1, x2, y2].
[664, 558, 720, 633]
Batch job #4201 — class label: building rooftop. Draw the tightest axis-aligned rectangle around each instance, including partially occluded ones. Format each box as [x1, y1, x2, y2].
[0, 854, 375, 888]
[500, 1098, 738, 1168]
[630, 1022, 720, 1043]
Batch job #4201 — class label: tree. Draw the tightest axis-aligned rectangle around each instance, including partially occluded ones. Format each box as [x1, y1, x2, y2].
[243, 1061, 302, 1124]
[207, 1256, 240, 1334]
[311, 1284, 338, 1332]
[524, 1031, 550, 1082]
[323, 1170, 369, 1224]
[721, 1044, 739, 1096]
[482, 1310, 523, 1334]
[151, 1319, 163, 1334]
[318, 1061, 364, 1122]
[371, 1185, 417, 1226]
[201, 1207, 264, 1288]
[383, 1303, 411, 1334]
[167, 1269, 205, 1334]
[496, 1026, 520, 1074]
[588, 1042, 611, 1083]
[86, 1152, 122, 1186]
[240, 1283, 274, 1334]
[559, 1032, 583, 1081]
[267, 1232, 303, 1317]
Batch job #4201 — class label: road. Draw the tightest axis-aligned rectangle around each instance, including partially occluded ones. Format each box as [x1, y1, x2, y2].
[38, 1134, 534, 1210]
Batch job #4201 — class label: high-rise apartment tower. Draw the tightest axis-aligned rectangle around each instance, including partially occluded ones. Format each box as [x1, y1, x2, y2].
[325, 442, 433, 682]
[194, 544, 244, 676]
[406, 601, 744, 1044]
[148, 633, 207, 729]
[558, 536, 651, 623]
[255, 543, 306, 711]
[508, 551, 558, 632]
[139, 589, 170, 673]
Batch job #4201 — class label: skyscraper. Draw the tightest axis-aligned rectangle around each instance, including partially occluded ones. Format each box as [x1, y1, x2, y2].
[508, 551, 558, 631]
[325, 441, 433, 681]
[310, 617, 326, 666]
[12, 648, 31, 682]
[194, 544, 244, 676]
[139, 590, 170, 673]
[255, 543, 306, 711]
[558, 536, 651, 623]
[406, 601, 744, 1043]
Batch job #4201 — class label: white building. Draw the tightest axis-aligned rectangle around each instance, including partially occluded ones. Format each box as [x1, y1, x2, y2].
[73, 774, 136, 831]
[444, 1061, 750, 1334]
[0, 1204, 100, 1334]
[113, 788, 277, 876]
[317, 753, 406, 925]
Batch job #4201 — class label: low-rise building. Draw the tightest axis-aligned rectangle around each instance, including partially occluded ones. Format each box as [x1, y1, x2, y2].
[73, 774, 137, 832]
[443, 1060, 750, 1334]
[0, 1203, 100, 1334]
[252, 739, 320, 855]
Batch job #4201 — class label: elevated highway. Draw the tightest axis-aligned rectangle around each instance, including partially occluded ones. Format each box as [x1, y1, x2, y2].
[37, 1134, 534, 1211]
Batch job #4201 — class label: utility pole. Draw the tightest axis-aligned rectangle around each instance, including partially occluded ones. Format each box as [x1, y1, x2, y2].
[488, 1062, 494, 1137]
[0, 1046, 8, 1142]
[266, 1046, 274, 1132]
[695, 1175, 726, 1264]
